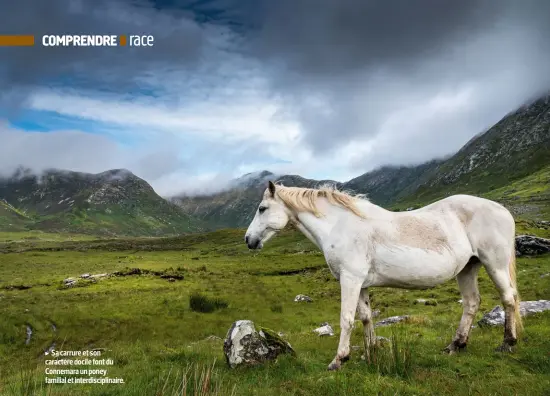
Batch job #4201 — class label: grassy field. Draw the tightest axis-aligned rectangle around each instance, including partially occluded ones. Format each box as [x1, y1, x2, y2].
[1, 228, 549, 396]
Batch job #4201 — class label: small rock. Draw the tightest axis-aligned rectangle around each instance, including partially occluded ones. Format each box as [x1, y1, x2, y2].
[414, 298, 437, 306]
[540, 273, 550, 278]
[63, 278, 78, 287]
[168, 278, 176, 282]
[376, 336, 390, 343]
[458, 299, 463, 304]
[25, 325, 32, 345]
[294, 294, 313, 303]
[478, 300, 550, 326]
[223, 320, 294, 368]
[24, 309, 29, 313]
[374, 315, 409, 328]
[313, 322, 334, 336]
[80, 273, 91, 279]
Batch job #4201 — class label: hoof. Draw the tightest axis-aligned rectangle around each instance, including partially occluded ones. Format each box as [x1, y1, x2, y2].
[495, 343, 513, 353]
[443, 341, 466, 355]
[442, 347, 456, 355]
[327, 361, 341, 371]
[327, 355, 349, 371]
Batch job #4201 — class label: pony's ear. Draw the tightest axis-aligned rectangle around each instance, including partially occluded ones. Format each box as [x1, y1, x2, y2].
[268, 181, 276, 197]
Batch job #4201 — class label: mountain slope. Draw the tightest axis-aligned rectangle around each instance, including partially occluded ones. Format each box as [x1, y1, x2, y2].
[398, 94, 550, 205]
[342, 159, 444, 204]
[172, 172, 338, 229]
[2, 94, 548, 234]
[0, 168, 206, 236]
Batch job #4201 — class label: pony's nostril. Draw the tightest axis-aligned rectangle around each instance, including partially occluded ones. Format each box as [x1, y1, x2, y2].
[245, 235, 249, 244]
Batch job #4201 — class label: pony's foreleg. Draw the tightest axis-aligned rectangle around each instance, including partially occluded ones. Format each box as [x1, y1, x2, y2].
[444, 259, 482, 354]
[328, 271, 363, 371]
[357, 288, 376, 361]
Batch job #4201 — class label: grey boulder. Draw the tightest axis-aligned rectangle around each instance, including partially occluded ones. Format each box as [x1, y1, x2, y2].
[223, 320, 294, 368]
[515, 235, 550, 256]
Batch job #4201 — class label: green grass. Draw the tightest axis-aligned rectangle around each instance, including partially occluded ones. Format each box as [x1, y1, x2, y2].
[0, 230, 98, 243]
[0, 228, 549, 395]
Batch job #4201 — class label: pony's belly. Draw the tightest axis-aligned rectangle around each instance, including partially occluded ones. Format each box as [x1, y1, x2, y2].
[370, 249, 469, 288]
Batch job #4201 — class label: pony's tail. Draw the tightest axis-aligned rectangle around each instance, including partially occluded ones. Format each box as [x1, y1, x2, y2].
[510, 241, 523, 334]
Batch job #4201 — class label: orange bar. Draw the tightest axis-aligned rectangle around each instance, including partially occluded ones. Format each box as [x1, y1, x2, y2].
[119, 35, 127, 46]
[0, 35, 35, 46]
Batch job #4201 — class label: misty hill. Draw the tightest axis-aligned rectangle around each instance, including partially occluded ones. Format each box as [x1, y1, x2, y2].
[0, 168, 206, 236]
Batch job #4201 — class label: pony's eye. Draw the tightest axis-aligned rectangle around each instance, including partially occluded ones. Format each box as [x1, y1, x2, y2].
[259, 206, 267, 214]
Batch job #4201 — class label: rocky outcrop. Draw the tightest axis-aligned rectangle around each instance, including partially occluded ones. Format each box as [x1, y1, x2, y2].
[478, 300, 550, 327]
[223, 320, 295, 368]
[515, 235, 550, 256]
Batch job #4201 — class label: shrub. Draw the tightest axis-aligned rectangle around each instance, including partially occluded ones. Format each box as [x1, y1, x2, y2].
[364, 332, 415, 378]
[189, 292, 228, 313]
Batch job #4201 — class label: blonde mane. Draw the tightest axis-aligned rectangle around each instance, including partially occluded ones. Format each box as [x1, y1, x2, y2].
[272, 184, 367, 218]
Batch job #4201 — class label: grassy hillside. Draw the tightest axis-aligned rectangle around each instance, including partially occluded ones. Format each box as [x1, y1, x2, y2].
[0, 200, 32, 231]
[392, 164, 550, 232]
[0, 228, 549, 395]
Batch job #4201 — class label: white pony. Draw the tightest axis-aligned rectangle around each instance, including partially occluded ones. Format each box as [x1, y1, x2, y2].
[245, 181, 521, 370]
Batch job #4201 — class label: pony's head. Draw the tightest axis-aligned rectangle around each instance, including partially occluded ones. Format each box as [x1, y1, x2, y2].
[244, 181, 291, 250]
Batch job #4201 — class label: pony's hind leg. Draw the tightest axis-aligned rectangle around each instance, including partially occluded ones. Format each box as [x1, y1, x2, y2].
[356, 288, 376, 360]
[444, 257, 482, 354]
[483, 251, 521, 352]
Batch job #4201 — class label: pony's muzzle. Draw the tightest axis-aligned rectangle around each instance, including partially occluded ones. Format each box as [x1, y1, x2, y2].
[245, 235, 262, 250]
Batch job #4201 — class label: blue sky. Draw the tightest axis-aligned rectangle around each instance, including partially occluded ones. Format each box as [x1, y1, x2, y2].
[1, 0, 549, 196]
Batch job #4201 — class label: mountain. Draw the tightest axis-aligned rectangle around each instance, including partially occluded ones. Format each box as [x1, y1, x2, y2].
[171, 171, 339, 228]
[0, 168, 206, 236]
[172, 172, 338, 229]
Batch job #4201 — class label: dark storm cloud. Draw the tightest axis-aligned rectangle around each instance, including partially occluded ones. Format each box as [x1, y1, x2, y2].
[0, 0, 209, 109]
[236, 0, 550, 156]
[2, 0, 550, 180]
